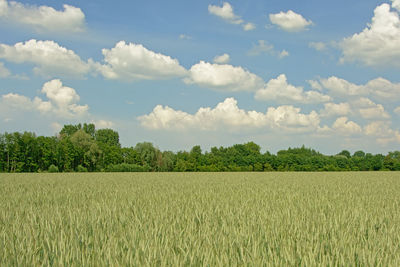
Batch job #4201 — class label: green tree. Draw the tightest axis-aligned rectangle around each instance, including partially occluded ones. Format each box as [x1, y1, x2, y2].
[134, 142, 159, 170]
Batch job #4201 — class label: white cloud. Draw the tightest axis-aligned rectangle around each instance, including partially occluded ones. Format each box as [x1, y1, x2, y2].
[0, 61, 10, 77]
[332, 117, 362, 135]
[0, 79, 88, 118]
[340, 3, 400, 67]
[208, 2, 243, 24]
[308, 80, 323, 91]
[0, 0, 85, 33]
[91, 119, 114, 129]
[364, 77, 400, 101]
[309, 42, 326, 51]
[279, 50, 289, 58]
[394, 106, 400, 114]
[243, 22, 256, 31]
[365, 121, 393, 137]
[352, 97, 390, 120]
[359, 105, 390, 119]
[255, 74, 331, 104]
[2, 93, 38, 110]
[364, 121, 400, 144]
[314, 76, 400, 101]
[213, 53, 230, 64]
[269, 10, 312, 32]
[248, 40, 289, 59]
[320, 102, 351, 117]
[0, 39, 90, 78]
[95, 41, 187, 81]
[184, 61, 264, 92]
[138, 97, 320, 133]
[265, 105, 320, 132]
[248, 40, 274, 56]
[316, 76, 366, 96]
[392, 0, 400, 11]
[208, 2, 255, 31]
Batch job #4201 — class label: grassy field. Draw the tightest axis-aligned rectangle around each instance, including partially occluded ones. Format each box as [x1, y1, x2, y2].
[1, 172, 400, 266]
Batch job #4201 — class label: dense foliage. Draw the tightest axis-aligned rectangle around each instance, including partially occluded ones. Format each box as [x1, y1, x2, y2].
[1, 123, 399, 172]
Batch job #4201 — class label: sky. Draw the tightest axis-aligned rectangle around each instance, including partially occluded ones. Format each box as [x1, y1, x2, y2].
[1, 0, 400, 154]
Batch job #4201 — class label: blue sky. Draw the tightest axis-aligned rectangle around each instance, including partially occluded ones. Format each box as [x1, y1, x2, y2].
[1, 0, 400, 154]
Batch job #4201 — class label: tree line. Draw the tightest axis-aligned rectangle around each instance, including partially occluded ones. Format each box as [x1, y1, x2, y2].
[1, 123, 400, 172]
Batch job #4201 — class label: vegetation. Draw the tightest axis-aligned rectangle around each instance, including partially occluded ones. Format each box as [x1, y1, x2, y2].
[1, 123, 400, 172]
[1, 172, 399, 265]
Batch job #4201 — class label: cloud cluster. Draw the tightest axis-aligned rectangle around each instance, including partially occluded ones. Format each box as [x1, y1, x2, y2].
[139, 97, 319, 133]
[364, 121, 400, 144]
[1, 79, 88, 118]
[311, 76, 400, 101]
[269, 10, 312, 32]
[95, 41, 187, 81]
[0, 0, 85, 33]
[340, 3, 400, 67]
[184, 61, 264, 92]
[0, 39, 91, 78]
[332, 117, 362, 135]
[320, 102, 351, 117]
[352, 97, 390, 120]
[208, 2, 255, 31]
[247, 40, 289, 58]
[255, 74, 331, 104]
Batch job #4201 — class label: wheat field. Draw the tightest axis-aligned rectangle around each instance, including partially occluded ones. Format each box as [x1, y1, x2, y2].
[1, 172, 400, 266]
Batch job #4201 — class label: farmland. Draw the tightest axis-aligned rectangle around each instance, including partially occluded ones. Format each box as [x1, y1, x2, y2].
[1, 172, 400, 265]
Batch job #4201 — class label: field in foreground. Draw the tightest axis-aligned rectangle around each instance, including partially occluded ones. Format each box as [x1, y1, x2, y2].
[1, 172, 400, 266]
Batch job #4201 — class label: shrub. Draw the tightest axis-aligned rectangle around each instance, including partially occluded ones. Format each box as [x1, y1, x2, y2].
[77, 165, 88, 172]
[48, 164, 59, 173]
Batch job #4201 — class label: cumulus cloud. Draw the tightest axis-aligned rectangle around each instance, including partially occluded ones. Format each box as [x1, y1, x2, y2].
[138, 97, 320, 133]
[364, 77, 400, 100]
[243, 22, 256, 31]
[312, 76, 400, 101]
[0, 79, 88, 118]
[309, 42, 327, 51]
[208, 2, 255, 31]
[340, 3, 400, 67]
[208, 2, 243, 24]
[0, 39, 91, 78]
[364, 121, 400, 144]
[265, 105, 320, 132]
[269, 10, 312, 32]
[0, 0, 85, 33]
[332, 117, 362, 135]
[184, 61, 264, 92]
[279, 50, 289, 58]
[91, 119, 114, 129]
[247, 40, 289, 58]
[95, 41, 187, 81]
[255, 74, 331, 104]
[392, 0, 400, 11]
[352, 97, 390, 120]
[314, 76, 366, 96]
[320, 102, 352, 117]
[213, 53, 230, 64]
[0, 61, 10, 77]
[394, 106, 400, 114]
